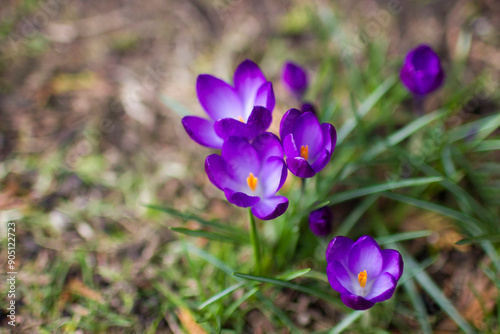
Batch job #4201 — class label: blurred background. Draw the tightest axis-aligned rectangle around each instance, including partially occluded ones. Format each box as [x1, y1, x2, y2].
[0, 0, 499, 333]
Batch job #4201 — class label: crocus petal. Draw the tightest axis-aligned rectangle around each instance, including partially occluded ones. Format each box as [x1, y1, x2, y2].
[326, 236, 354, 265]
[205, 154, 233, 190]
[246, 106, 272, 139]
[292, 112, 323, 161]
[221, 137, 260, 183]
[330, 260, 355, 294]
[283, 133, 300, 158]
[381, 249, 404, 281]
[224, 189, 260, 207]
[234, 60, 267, 117]
[182, 116, 223, 149]
[310, 148, 331, 174]
[340, 293, 376, 311]
[365, 272, 397, 302]
[260, 157, 287, 197]
[251, 196, 288, 220]
[279, 108, 302, 141]
[321, 123, 337, 155]
[197, 74, 244, 120]
[286, 157, 316, 178]
[253, 132, 284, 162]
[326, 261, 350, 294]
[254, 82, 275, 114]
[214, 118, 249, 141]
[348, 236, 383, 279]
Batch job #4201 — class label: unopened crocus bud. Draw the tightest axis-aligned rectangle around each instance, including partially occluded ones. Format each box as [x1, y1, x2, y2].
[301, 102, 316, 115]
[400, 44, 444, 96]
[308, 206, 333, 236]
[282, 61, 308, 99]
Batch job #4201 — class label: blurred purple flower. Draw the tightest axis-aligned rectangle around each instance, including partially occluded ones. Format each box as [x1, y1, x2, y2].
[279, 109, 336, 178]
[205, 133, 288, 220]
[400, 44, 444, 96]
[326, 236, 404, 310]
[309, 206, 333, 236]
[182, 60, 275, 149]
[282, 61, 308, 99]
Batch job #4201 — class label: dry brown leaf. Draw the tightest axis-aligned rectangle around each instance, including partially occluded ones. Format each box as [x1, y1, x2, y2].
[176, 307, 207, 334]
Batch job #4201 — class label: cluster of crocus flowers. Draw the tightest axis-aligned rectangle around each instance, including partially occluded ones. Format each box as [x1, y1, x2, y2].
[182, 59, 337, 220]
[326, 236, 404, 310]
[181, 52, 422, 310]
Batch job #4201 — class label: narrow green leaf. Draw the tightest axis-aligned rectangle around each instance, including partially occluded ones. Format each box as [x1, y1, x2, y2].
[336, 195, 378, 236]
[326, 177, 442, 204]
[223, 287, 259, 321]
[456, 234, 500, 245]
[382, 192, 483, 235]
[448, 113, 500, 143]
[256, 292, 302, 334]
[376, 230, 432, 245]
[186, 244, 239, 279]
[328, 311, 363, 334]
[279, 268, 311, 281]
[233, 272, 345, 308]
[473, 140, 500, 152]
[198, 282, 246, 310]
[170, 227, 244, 243]
[363, 110, 445, 161]
[337, 76, 396, 144]
[144, 204, 242, 234]
[403, 279, 432, 334]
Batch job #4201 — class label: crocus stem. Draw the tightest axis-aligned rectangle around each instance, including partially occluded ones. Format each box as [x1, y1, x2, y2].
[247, 208, 261, 275]
[414, 94, 425, 115]
[301, 177, 307, 197]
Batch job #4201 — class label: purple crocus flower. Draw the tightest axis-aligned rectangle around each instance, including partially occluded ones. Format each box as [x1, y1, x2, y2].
[279, 109, 336, 178]
[309, 206, 333, 236]
[282, 61, 308, 99]
[205, 133, 288, 220]
[182, 60, 276, 149]
[400, 44, 444, 96]
[326, 236, 404, 310]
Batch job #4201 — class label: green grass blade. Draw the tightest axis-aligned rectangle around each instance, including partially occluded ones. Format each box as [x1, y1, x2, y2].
[170, 227, 246, 243]
[473, 140, 500, 152]
[256, 292, 302, 334]
[328, 311, 363, 334]
[337, 76, 397, 144]
[198, 282, 246, 310]
[336, 195, 378, 236]
[376, 230, 432, 245]
[448, 113, 500, 143]
[233, 272, 345, 308]
[382, 192, 483, 235]
[403, 279, 432, 334]
[456, 234, 500, 245]
[279, 268, 311, 281]
[144, 204, 242, 234]
[325, 177, 443, 204]
[363, 110, 445, 161]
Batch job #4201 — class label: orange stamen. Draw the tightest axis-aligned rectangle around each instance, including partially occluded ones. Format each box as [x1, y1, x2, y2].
[238, 116, 245, 123]
[300, 145, 309, 161]
[358, 270, 367, 288]
[247, 173, 258, 192]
